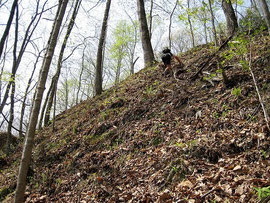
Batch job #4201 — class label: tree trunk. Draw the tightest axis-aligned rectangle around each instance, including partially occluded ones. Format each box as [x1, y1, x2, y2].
[149, 0, 154, 40]
[76, 45, 86, 104]
[44, 0, 82, 126]
[95, 0, 111, 95]
[18, 0, 49, 136]
[21, 50, 44, 136]
[169, 0, 178, 49]
[14, 1, 68, 202]
[0, 0, 48, 115]
[6, 4, 18, 153]
[259, 0, 270, 35]
[130, 57, 139, 75]
[0, 0, 18, 59]
[221, 0, 238, 36]
[203, 17, 208, 44]
[64, 78, 69, 110]
[6, 81, 15, 154]
[187, 0, 195, 48]
[115, 56, 122, 84]
[125, 11, 139, 75]
[208, 0, 218, 47]
[251, 0, 262, 17]
[137, 0, 155, 67]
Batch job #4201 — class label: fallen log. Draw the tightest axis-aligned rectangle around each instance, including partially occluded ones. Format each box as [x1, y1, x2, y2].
[190, 34, 234, 81]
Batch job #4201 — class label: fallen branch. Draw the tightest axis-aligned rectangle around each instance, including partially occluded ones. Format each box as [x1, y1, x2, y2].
[190, 34, 234, 81]
[248, 45, 270, 131]
[200, 186, 220, 199]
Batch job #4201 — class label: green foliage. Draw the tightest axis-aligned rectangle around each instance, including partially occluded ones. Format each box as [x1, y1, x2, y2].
[109, 20, 138, 60]
[221, 34, 251, 71]
[72, 123, 77, 135]
[175, 139, 198, 150]
[239, 8, 267, 33]
[100, 111, 108, 121]
[254, 186, 270, 201]
[261, 149, 270, 159]
[151, 136, 163, 146]
[0, 71, 14, 82]
[41, 172, 48, 183]
[231, 87, 241, 97]
[143, 84, 157, 98]
[203, 73, 217, 81]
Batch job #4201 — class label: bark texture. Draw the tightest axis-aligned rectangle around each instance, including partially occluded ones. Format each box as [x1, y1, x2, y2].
[221, 0, 238, 36]
[44, 0, 82, 126]
[95, 0, 111, 95]
[14, 0, 68, 202]
[259, 0, 270, 34]
[137, 0, 155, 67]
[208, 0, 218, 46]
[0, 0, 18, 59]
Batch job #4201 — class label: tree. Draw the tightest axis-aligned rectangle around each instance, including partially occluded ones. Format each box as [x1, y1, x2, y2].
[124, 11, 139, 74]
[14, 0, 69, 201]
[20, 49, 44, 137]
[178, 0, 198, 48]
[259, 0, 270, 34]
[221, 0, 238, 36]
[76, 45, 86, 105]
[44, 0, 82, 127]
[5, 2, 18, 154]
[207, 0, 218, 46]
[137, 0, 155, 67]
[0, 0, 18, 60]
[148, 0, 154, 39]
[169, 0, 179, 49]
[95, 0, 111, 95]
[109, 22, 127, 84]
[187, 0, 196, 47]
[0, 0, 49, 116]
[109, 20, 139, 83]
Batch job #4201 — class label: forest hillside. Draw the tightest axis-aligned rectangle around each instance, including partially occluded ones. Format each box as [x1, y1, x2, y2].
[1, 31, 270, 202]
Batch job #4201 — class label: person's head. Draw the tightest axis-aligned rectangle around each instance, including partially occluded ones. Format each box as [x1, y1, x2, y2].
[162, 47, 171, 54]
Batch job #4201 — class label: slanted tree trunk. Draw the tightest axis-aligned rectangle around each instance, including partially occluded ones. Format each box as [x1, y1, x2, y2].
[6, 4, 18, 153]
[76, 45, 86, 105]
[0, 0, 48, 115]
[187, 0, 195, 48]
[115, 55, 123, 84]
[125, 11, 139, 75]
[250, 0, 262, 17]
[130, 57, 139, 75]
[259, 0, 270, 35]
[95, 0, 111, 95]
[6, 81, 15, 154]
[14, 1, 68, 201]
[20, 50, 42, 137]
[149, 0, 154, 40]
[169, 0, 178, 49]
[19, 1, 49, 136]
[208, 0, 218, 47]
[64, 78, 69, 110]
[38, 80, 53, 128]
[221, 0, 238, 36]
[137, 0, 155, 67]
[44, 0, 82, 126]
[0, 0, 18, 59]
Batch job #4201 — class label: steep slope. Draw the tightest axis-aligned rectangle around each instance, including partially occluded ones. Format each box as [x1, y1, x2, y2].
[1, 32, 270, 202]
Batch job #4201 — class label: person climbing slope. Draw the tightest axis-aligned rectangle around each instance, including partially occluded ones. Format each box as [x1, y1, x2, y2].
[161, 48, 184, 76]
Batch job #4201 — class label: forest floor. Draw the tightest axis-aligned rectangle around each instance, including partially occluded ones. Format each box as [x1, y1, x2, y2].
[1, 32, 270, 203]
